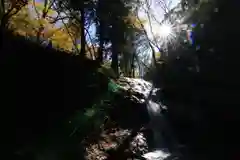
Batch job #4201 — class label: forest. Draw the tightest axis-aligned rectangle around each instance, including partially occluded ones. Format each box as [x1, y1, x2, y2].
[0, 0, 240, 159]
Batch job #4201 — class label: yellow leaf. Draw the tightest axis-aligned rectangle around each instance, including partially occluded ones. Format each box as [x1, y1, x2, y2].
[76, 44, 80, 50]
[38, 18, 48, 25]
[155, 52, 161, 59]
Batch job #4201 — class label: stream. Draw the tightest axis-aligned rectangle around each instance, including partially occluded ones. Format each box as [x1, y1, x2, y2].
[144, 96, 183, 160]
[118, 77, 185, 159]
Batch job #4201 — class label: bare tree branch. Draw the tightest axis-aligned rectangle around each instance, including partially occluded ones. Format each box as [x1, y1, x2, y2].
[1, 0, 27, 27]
[50, 2, 80, 53]
[45, 0, 55, 15]
[48, 15, 72, 24]
[134, 7, 157, 67]
[33, 0, 40, 20]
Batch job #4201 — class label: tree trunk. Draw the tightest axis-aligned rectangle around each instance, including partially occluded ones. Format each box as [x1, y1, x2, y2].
[97, 21, 104, 63]
[110, 20, 120, 77]
[150, 43, 157, 67]
[131, 53, 135, 78]
[36, 25, 44, 42]
[96, 0, 104, 63]
[0, 0, 5, 21]
[36, 2, 48, 43]
[111, 41, 119, 77]
[97, 40, 103, 63]
[80, 7, 85, 56]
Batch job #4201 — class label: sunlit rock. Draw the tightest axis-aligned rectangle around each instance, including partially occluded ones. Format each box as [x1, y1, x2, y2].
[142, 150, 170, 160]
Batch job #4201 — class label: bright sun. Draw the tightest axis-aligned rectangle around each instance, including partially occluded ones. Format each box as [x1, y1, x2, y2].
[156, 21, 177, 48]
[159, 24, 173, 37]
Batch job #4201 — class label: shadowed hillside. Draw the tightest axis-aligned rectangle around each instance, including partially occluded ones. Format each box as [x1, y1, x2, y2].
[0, 29, 107, 156]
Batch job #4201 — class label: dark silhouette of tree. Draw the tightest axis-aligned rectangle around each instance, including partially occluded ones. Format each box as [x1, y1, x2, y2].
[151, 0, 240, 158]
[0, 0, 28, 28]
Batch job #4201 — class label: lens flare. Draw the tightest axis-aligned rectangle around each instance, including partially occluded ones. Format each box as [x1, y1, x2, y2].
[159, 24, 172, 37]
[156, 21, 177, 49]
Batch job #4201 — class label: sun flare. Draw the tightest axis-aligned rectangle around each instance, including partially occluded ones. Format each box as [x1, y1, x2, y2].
[155, 21, 177, 48]
[159, 24, 173, 37]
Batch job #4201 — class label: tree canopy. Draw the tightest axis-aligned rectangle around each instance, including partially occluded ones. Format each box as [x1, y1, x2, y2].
[1, 0, 186, 78]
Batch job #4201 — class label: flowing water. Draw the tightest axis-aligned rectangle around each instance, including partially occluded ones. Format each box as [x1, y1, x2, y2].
[144, 93, 181, 160]
[123, 78, 184, 159]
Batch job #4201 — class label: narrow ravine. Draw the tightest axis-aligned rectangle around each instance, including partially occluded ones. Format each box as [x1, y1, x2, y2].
[116, 77, 185, 159]
[14, 77, 185, 160]
[145, 98, 182, 160]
